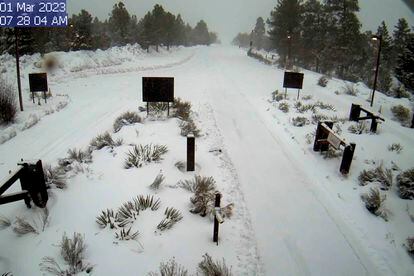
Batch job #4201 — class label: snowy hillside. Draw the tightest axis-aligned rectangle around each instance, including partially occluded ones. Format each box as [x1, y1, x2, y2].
[0, 45, 413, 275]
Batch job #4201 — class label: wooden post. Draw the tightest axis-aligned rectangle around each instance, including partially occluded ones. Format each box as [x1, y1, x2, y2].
[213, 193, 221, 245]
[15, 29, 23, 111]
[349, 104, 361, 121]
[340, 143, 356, 175]
[146, 102, 149, 116]
[370, 119, 378, 133]
[411, 112, 414, 129]
[313, 121, 333, 152]
[187, 134, 195, 171]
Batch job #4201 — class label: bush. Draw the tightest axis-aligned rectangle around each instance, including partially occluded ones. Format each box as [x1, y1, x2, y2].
[358, 165, 393, 190]
[198, 254, 232, 276]
[13, 217, 38, 235]
[396, 168, 414, 200]
[179, 176, 217, 217]
[67, 148, 92, 163]
[313, 101, 336, 111]
[361, 188, 388, 221]
[124, 144, 168, 169]
[0, 76, 17, 124]
[318, 76, 328, 87]
[44, 165, 67, 189]
[0, 215, 11, 229]
[341, 83, 359, 96]
[388, 143, 403, 154]
[278, 102, 290, 113]
[175, 161, 186, 172]
[391, 84, 410, 99]
[348, 121, 369, 134]
[113, 111, 141, 133]
[150, 172, 165, 190]
[150, 258, 188, 276]
[179, 119, 201, 137]
[90, 132, 123, 150]
[149, 102, 169, 114]
[172, 98, 192, 121]
[40, 232, 93, 275]
[302, 95, 313, 101]
[291, 116, 309, 127]
[390, 105, 411, 124]
[271, 90, 284, 102]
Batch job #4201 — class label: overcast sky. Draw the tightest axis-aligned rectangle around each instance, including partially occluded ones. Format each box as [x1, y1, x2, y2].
[68, 0, 414, 44]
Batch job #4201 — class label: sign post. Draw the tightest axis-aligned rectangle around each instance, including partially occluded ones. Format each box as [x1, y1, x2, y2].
[142, 77, 174, 116]
[213, 193, 222, 245]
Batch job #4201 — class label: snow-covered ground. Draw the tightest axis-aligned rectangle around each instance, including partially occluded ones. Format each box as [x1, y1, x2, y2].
[0, 45, 413, 275]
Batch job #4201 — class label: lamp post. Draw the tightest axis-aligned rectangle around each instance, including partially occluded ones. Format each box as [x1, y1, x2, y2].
[371, 35, 382, 107]
[287, 34, 292, 70]
[14, 28, 23, 111]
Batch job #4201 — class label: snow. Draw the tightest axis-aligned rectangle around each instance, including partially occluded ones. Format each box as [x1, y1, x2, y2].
[0, 45, 414, 275]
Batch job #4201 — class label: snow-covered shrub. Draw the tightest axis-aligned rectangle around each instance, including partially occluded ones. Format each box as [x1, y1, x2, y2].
[124, 144, 168, 169]
[396, 168, 414, 200]
[0, 76, 17, 124]
[348, 121, 369, 134]
[90, 132, 123, 150]
[67, 148, 92, 163]
[149, 258, 188, 276]
[40, 232, 93, 275]
[291, 116, 309, 127]
[157, 207, 183, 231]
[271, 90, 284, 102]
[358, 165, 393, 190]
[150, 172, 165, 190]
[388, 143, 403, 154]
[302, 95, 313, 101]
[179, 119, 201, 137]
[361, 188, 388, 221]
[341, 83, 359, 96]
[172, 98, 192, 121]
[318, 76, 328, 87]
[115, 227, 139, 241]
[305, 132, 315, 144]
[198, 253, 232, 276]
[113, 111, 141, 133]
[391, 84, 410, 99]
[323, 148, 342, 159]
[406, 237, 414, 256]
[96, 209, 118, 229]
[314, 101, 336, 111]
[21, 114, 40, 130]
[278, 102, 290, 113]
[390, 105, 411, 124]
[149, 102, 169, 114]
[311, 113, 328, 124]
[44, 165, 67, 189]
[0, 215, 11, 229]
[294, 101, 313, 113]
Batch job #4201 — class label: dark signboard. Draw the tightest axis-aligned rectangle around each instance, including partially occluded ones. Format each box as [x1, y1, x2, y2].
[283, 72, 304, 89]
[29, 73, 48, 92]
[142, 77, 174, 102]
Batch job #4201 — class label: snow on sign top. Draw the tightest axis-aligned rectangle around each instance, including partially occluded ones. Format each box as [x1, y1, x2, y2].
[0, 0, 68, 27]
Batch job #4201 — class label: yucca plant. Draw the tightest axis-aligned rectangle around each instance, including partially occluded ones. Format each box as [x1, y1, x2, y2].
[136, 195, 161, 211]
[157, 207, 183, 231]
[67, 148, 92, 163]
[0, 215, 11, 229]
[179, 176, 217, 217]
[13, 217, 38, 235]
[90, 132, 123, 150]
[96, 209, 118, 229]
[124, 144, 168, 169]
[361, 188, 388, 220]
[150, 172, 165, 190]
[43, 165, 67, 189]
[115, 227, 139, 241]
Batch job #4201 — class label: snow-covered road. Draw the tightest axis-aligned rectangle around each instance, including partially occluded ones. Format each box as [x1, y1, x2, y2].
[0, 46, 398, 275]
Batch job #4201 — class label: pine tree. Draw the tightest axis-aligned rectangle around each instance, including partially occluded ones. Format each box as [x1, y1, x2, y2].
[323, 0, 364, 80]
[252, 17, 266, 49]
[108, 2, 131, 46]
[375, 21, 393, 93]
[192, 20, 211, 45]
[395, 34, 414, 91]
[267, 0, 303, 67]
[392, 18, 412, 69]
[91, 17, 111, 50]
[300, 0, 328, 71]
[70, 10, 93, 50]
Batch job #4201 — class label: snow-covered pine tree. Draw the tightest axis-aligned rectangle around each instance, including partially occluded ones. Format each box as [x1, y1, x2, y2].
[395, 35, 414, 91]
[252, 17, 266, 50]
[108, 2, 131, 46]
[70, 10, 93, 51]
[392, 18, 412, 70]
[376, 21, 393, 94]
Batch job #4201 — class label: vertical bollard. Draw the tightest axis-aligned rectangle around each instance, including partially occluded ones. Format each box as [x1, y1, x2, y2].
[340, 143, 356, 175]
[349, 104, 361, 121]
[187, 134, 195, 171]
[213, 193, 221, 245]
[411, 112, 414, 129]
[370, 119, 378, 133]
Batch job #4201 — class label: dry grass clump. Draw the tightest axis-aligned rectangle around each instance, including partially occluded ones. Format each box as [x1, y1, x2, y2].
[0, 215, 11, 229]
[396, 168, 414, 200]
[124, 144, 168, 169]
[13, 217, 39, 235]
[291, 116, 309, 127]
[40, 232, 93, 275]
[148, 258, 189, 276]
[388, 143, 403, 154]
[358, 165, 393, 190]
[172, 98, 192, 121]
[150, 172, 165, 190]
[278, 102, 290, 113]
[113, 111, 142, 133]
[198, 253, 232, 276]
[43, 165, 67, 189]
[390, 105, 411, 125]
[179, 119, 201, 137]
[175, 161, 186, 172]
[90, 132, 123, 150]
[318, 76, 328, 87]
[361, 188, 388, 221]
[341, 83, 359, 96]
[348, 121, 369, 134]
[271, 90, 284, 102]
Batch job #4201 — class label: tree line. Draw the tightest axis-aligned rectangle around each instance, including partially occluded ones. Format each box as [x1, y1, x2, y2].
[0, 2, 218, 55]
[233, 0, 414, 93]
